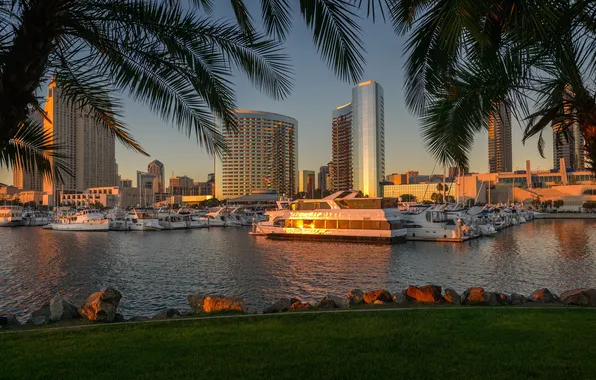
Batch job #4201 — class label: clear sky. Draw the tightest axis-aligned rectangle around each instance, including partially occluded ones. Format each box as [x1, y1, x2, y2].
[0, 3, 554, 186]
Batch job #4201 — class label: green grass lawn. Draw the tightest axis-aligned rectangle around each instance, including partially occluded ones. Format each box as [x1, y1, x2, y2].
[2, 308, 596, 379]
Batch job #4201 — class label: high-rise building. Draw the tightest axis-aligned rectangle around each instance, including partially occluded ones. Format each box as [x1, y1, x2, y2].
[42, 80, 117, 195]
[13, 165, 42, 191]
[488, 103, 513, 173]
[299, 170, 315, 197]
[552, 92, 584, 171]
[215, 110, 298, 199]
[169, 175, 194, 195]
[318, 165, 329, 193]
[120, 179, 133, 188]
[330, 103, 353, 192]
[147, 160, 165, 193]
[330, 80, 385, 197]
[137, 171, 156, 207]
[386, 173, 407, 185]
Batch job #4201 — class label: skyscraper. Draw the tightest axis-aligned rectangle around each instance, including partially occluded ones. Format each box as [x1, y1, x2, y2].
[318, 165, 329, 193]
[330, 80, 385, 197]
[147, 160, 165, 193]
[215, 110, 298, 199]
[43, 80, 117, 194]
[299, 170, 315, 197]
[552, 109, 584, 171]
[13, 166, 42, 191]
[488, 103, 513, 173]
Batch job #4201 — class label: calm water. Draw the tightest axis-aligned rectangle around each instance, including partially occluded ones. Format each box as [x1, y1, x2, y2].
[1, 220, 596, 318]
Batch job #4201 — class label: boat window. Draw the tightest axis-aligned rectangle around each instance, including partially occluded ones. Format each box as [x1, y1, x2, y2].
[336, 199, 382, 209]
[446, 219, 456, 226]
[338, 220, 349, 229]
[303, 220, 314, 228]
[325, 220, 337, 229]
[314, 220, 325, 228]
[319, 202, 331, 209]
[350, 220, 362, 229]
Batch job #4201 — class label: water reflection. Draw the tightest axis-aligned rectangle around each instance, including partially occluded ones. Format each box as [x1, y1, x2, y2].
[1, 220, 596, 318]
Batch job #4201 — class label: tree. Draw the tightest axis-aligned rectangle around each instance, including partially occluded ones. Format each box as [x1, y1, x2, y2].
[390, 1, 596, 172]
[531, 197, 541, 209]
[436, 183, 443, 192]
[445, 195, 455, 203]
[553, 200, 564, 209]
[400, 194, 417, 202]
[1, 1, 388, 179]
[430, 192, 443, 203]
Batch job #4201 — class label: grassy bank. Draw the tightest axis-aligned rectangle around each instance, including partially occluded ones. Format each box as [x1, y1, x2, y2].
[2, 308, 596, 379]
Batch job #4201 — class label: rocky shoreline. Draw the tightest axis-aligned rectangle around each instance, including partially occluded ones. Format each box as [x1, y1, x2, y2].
[2, 285, 596, 329]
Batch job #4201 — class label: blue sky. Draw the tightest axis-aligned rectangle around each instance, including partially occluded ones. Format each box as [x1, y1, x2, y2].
[0, 3, 554, 186]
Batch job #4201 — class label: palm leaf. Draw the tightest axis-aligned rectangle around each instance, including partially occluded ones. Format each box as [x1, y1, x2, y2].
[260, 0, 293, 40]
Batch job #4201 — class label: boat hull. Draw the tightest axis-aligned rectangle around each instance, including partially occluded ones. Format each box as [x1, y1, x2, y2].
[0, 219, 24, 227]
[256, 226, 407, 244]
[50, 220, 110, 231]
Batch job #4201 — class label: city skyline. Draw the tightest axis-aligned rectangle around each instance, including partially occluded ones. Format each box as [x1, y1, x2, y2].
[0, 6, 558, 186]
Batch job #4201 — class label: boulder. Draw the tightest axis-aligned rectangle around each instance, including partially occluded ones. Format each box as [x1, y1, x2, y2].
[529, 288, 558, 303]
[288, 301, 312, 311]
[152, 308, 181, 320]
[462, 287, 486, 305]
[363, 289, 393, 304]
[406, 285, 443, 303]
[444, 288, 461, 305]
[30, 316, 49, 326]
[79, 287, 123, 322]
[495, 293, 509, 305]
[49, 295, 79, 322]
[128, 315, 150, 322]
[31, 304, 51, 319]
[392, 291, 409, 305]
[263, 298, 292, 314]
[0, 313, 20, 327]
[316, 295, 345, 309]
[559, 288, 596, 307]
[483, 292, 501, 306]
[188, 295, 246, 313]
[373, 300, 385, 305]
[510, 293, 530, 305]
[347, 289, 365, 305]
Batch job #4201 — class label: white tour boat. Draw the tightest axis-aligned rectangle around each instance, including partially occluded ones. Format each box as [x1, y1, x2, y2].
[49, 209, 110, 231]
[22, 210, 51, 226]
[252, 191, 407, 244]
[0, 205, 24, 227]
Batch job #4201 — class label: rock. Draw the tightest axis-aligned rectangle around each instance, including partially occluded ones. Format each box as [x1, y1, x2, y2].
[347, 289, 365, 305]
[79, 287, 123, 322]
[373, 300, 385, 305]
[495, 293, 509, 305]
[483, 292, 500, 306]
[444, 288, 461, 305]
[152, 308, 180, 320]
[559, 288, 596, 306]
[290, 297, 301, 304]
[392, 291, 409, 305]
[406, 285, 443, 303]
[31, 316, 49, 326]
[263, 298, 292, 314]
[288, 301, 312, 311]
[0, 313, 20, 326]
[128, 315, 150, 322]
[462, 287, 486, 305]
[510, 293, 530, 305]
[316, 295, 345, 309]
[363, 289, 393, 304]
[49, 295, 79, 322]
[188, 295, 246, 313]
[529, 288, 558, 303]
[31, 304, 51, 319]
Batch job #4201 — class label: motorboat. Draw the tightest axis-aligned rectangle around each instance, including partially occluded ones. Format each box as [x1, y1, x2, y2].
[49, 209, 109, 231]
[177, 208, 208, 229]
[22, 210, 51, 226]
[400, 204, 472, 242]
[252, 191, 407, 244]
[0, 205, 24, 227]
[128, 209, 164, 231]
[205, 207, 239, 227]
[158, 210, 190, 230]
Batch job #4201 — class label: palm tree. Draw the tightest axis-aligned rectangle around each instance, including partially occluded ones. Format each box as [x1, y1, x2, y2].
[388, 0, 596, 172]
[0, 0, 384, 181]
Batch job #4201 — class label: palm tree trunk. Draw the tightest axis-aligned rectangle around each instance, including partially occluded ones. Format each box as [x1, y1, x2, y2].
[0, 0, 67, 149]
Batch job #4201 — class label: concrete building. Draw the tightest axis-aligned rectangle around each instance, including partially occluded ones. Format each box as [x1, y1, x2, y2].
[120, 179, 133, 188]
[17, 191, 45, 205]
[42, 80, 117, 196]
[137, 171, 157, 207]
[488, 103, 513, 173]
[60, 186, 140, 208]
[386, 173, 407, 185]
[552, 98, 584, 171]
[147, 160, 166, 193]
[299, 170, 315, 197]
[169, 175, 194, 195]
[330, 80, 385, 197]
[318, 165, 329, 193]
[215, 110, 298, 199]
[13, 165, 42, 191]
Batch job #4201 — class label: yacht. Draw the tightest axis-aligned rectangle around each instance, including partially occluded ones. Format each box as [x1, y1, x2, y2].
[49, 209, 110, 231]
[400, 205, 472, 242]
[177, 208, 208, 229]
[252, 191, 407, 244]
[205, 207, 238, 227]
[128, 209, 164, 231]
[158, 210, 190, 230]
[0, 205, 24, 227]
[22, 210, 51, 226]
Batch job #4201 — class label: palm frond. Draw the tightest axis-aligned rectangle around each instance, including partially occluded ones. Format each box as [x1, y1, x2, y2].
[260, 0, 292, 40]
[0, 117, 70, 183]
[229, 0, 256, 38]
[300, 0, 365, 84]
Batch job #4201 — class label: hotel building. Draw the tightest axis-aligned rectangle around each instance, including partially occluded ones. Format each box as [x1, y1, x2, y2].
[215, 110, 298, 199]
[330, 80, 385, 197]
[147, 160, 165, 193]
[488, 103, 513, 173]
[42, 80, 117, 196]
[298, 170, 315, 197]
[318, 165, 329, 193]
